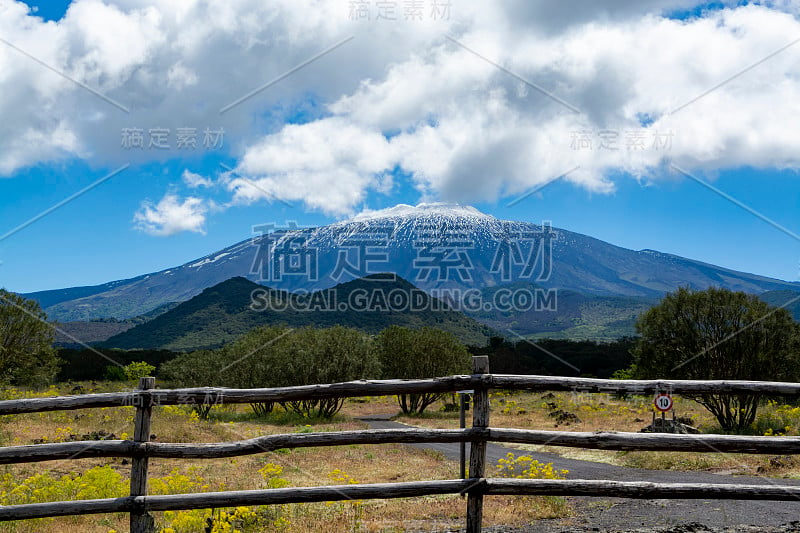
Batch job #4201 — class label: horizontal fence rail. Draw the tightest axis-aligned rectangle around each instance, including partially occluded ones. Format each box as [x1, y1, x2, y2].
[0, 429, 479, 463]
[2, 428, 800, 465]
[3, 478, 800, 522]
[1, 357, 800, 532]
[4, 376, 800, 416]
[486, 478, 800, 500]
[0, 378, 477, 415]
[491, 375, 800, 395]
[0, 480, 474, 520]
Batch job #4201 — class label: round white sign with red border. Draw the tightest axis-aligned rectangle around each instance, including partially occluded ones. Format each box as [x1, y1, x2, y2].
[654, 393, 673, 412]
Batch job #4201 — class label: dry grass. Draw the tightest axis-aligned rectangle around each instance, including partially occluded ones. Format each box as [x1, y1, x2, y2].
[0, 384, 572, 532]
[372, 390, 800, 479]
[392, 390, 713, 432]
[8, 384, 800, 531]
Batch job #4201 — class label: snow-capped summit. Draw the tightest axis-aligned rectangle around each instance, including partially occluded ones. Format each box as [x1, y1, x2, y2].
[316, 202, 510, 247]
[26, 203, 800, 321]
[349, 203, 495, 223]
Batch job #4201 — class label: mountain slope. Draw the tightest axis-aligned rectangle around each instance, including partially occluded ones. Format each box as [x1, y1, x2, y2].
[53, 321, 136, 348]
[25, 274, 149, 309]
[52, 302, 180, 348]
[101, 275, 495, 351]
[758, 290, 800, 321]
[467, 282, 658, 340]
[27, 203, 800, 322]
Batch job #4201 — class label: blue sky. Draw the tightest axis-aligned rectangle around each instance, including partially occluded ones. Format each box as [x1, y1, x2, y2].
[17, 0, 69, 20]
[1, 0, 799, 293]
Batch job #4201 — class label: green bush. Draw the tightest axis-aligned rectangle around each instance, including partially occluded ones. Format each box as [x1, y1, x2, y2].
[160, 325, 381, 418]
[0, 290, 59, 387]
[123, 361, 156, 382]
[267, 326, 380, 418]
[634, 287, 800, 432]
[376, 326, 470, 414]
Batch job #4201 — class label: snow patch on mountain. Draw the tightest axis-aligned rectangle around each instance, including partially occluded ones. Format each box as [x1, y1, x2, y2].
[349, 203, 495, 222]
[29, 203, 800, 323]
[306, 202, 519, 250]
[189, 252, 231, 269]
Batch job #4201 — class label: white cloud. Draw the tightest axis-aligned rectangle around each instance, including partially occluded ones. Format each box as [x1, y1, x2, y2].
[5, 0, 800, 216]
[234, 2, 800, 213]
[182, 169, 212, 188]
[229, 117, 395, 216]
[133, 194, 207, 236]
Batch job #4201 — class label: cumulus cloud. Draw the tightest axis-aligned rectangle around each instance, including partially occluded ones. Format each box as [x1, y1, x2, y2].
[0, 0, 449, 176]
[4, 0, 800, 217]
[233, 2, 800, 213]
[133, 194, 207, 236]
[229, 118, 395, 216]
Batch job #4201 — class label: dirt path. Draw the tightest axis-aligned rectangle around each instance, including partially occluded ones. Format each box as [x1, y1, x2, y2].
[358, 415, 800, 532]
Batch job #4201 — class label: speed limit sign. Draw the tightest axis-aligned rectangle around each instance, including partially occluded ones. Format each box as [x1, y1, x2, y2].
[654, 393, 673, 412]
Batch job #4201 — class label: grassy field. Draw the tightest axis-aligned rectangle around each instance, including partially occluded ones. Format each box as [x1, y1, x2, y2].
[4, 382, 800, 531]
[394, 390, 800, 477]
[0, 383, 571, 533]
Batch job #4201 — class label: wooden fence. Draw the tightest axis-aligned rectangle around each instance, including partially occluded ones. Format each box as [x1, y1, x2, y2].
[1, 356, 800, 532]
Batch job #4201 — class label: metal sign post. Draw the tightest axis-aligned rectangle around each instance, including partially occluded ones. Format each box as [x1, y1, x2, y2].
[654, 392, 673, 430]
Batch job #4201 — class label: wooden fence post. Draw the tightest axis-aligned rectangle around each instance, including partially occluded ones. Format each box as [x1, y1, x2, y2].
[460, 393, 467, 480]
[466, 356, 490, 533]
[130, 377, 155, 533]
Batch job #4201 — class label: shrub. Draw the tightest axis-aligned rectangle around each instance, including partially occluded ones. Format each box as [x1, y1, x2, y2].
[495, 453, 569, 479]
[0, 290, 59, 387]
[124, 361, 156, 382]
[375, 326, 470, 414]
[160, 325, 381, 419]
[272, 326, 380, 418]
[634, 287, 800, 432]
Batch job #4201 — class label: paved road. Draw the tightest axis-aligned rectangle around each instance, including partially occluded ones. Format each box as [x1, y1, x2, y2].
[358, 415, 800, 532]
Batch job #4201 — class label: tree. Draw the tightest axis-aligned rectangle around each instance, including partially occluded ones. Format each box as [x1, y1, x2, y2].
[376, 326, 470, 414]
[222, 325, 294, 417]
[159, 326, 294, 417]
[162, 325, 381, 419]
[159, 348, 224, 419]
[269, 326, 380, 418]
[0, 290, 59, 387]
[160, 349, 219, 387]
[633, 287, 800, 432]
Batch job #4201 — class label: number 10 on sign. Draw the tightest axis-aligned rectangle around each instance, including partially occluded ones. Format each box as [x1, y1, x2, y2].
[654, 393, 673, 412]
